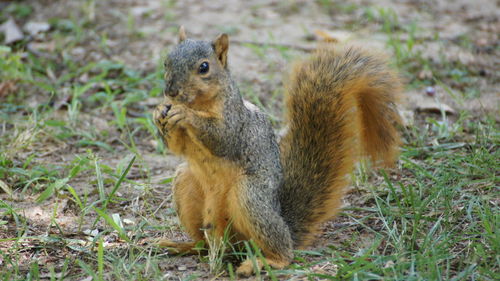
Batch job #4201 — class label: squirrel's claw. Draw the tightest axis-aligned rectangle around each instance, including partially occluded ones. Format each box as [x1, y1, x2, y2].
[161, 104, 172, 118]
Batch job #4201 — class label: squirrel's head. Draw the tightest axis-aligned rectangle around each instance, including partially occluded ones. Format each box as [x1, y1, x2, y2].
[163, 26, 229, 106]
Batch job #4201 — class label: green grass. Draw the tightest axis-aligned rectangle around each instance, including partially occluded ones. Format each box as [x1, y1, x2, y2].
[1, 1, 498, 280]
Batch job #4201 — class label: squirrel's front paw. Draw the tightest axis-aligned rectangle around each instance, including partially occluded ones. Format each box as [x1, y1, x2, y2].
[165, 104, 189, 130]
[153, 103, 172, 132]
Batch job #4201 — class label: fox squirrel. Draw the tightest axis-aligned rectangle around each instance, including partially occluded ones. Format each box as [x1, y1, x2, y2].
[153, 27, 402, 276]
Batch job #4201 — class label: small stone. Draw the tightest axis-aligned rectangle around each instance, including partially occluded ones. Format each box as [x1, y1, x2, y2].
[83, 229, 99, 237]
[123, 218, 135, 225]
[425, 86, 436, 97]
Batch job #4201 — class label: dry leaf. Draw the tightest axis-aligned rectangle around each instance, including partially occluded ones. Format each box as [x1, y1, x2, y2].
[0, 81, 17, 98]
[406, 89, 458, 116]
[416, 99, 456, 115]
[0, 18, 24, 44]
[24, 21, 50, 36]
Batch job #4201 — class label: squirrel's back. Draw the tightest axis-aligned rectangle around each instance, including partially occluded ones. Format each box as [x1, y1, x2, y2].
[278, 45, 403, 247]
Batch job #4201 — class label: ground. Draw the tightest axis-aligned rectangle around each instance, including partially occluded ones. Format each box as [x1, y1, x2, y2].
[0, 0, 498, 280]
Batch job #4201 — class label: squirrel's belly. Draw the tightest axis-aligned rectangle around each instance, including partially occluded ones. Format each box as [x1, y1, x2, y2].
[187, 156, 245, 239]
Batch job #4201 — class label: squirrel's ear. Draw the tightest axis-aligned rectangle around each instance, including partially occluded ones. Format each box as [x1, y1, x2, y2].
[213, 33, 229, 68]
[178, 26, 187, 43]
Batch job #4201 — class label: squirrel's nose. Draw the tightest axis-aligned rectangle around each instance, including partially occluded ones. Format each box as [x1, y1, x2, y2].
[164, 79, 179, 97]
[164, 85, 179, 97]
[166, 89, 179, 97]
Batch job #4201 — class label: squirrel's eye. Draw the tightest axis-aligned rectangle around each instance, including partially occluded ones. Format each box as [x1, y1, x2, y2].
[199, 62, 209, 74]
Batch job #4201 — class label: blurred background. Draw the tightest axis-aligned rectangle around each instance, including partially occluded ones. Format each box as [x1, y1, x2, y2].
[0, 0, 498, 280]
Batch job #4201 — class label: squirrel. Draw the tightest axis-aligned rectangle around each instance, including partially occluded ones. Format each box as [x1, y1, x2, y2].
[153, 27, 402, 277]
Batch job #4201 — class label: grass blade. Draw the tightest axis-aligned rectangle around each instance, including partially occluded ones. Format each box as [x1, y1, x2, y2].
[93, 207, 130, 242]
[36, 178, 69, 203]
[0, 180, 13, 196]
[103, 154, 136, 208]
[94, 159, 105, 202]
[98, 237, 104, 281]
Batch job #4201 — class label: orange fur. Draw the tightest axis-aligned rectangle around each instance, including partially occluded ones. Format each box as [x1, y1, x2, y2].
[159, 123, 245, 251]
[158, 240, 201, 255]
[279, 45, 402, 248]
[171, 163, 205, 241]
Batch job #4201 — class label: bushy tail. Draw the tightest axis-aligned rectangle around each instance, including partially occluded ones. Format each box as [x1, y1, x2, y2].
[278, 45, 402, 247]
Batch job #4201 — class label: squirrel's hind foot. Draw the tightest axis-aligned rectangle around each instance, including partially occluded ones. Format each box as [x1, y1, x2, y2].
[158, 239, 204, 255]
[235, 257, 289, 277]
